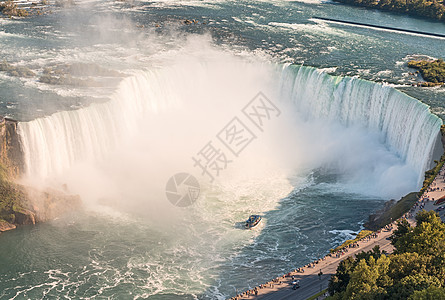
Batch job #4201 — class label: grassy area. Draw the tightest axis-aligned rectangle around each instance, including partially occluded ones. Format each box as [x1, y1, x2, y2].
[365, 192, 419, 231]
[331, 230, 374, 253]
[307, 288, 328, 300]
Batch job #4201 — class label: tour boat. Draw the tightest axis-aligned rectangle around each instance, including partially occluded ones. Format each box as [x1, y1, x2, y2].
[245, 215, 262, 229]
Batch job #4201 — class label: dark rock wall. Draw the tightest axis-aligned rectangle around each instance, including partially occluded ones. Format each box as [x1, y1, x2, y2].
[0, 117, 24, 179]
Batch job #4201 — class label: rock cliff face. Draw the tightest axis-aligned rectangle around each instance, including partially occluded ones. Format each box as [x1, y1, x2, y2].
[0, 116, 81, 233]
[0, 117, 24, 179]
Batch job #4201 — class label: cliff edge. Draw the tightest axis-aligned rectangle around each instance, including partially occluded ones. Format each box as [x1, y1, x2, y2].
[0, 116, 81, 233]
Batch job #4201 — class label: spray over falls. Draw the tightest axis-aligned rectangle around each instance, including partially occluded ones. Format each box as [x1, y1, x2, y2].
[279, 65, 442, 185]
[17, 61, 442, 199]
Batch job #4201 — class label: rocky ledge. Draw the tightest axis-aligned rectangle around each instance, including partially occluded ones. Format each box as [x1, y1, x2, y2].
[0, 219, 16, 231]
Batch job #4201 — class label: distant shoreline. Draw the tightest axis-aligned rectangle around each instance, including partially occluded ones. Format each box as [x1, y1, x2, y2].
[331, 0, 445, 24]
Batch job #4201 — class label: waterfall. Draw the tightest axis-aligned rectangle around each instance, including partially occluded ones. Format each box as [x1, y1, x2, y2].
[18, 70, 180, 178]
[279, 64, 443, 185]
[17, 63, 442, 189]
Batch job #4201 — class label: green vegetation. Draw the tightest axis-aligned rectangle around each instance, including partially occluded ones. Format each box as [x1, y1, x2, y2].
[420, 125, 445, 196]
[332, 230, 374, 252]
[0, 0, 29, 17]
[421, 159, 445, 194]
[410, 286, 445, 299]
[408, 59, 445, 86]
[333, 0, 445, 22]
[0, 163, 28, 224]
[365, 192, 419, 230]
[328, 211, 445, 299]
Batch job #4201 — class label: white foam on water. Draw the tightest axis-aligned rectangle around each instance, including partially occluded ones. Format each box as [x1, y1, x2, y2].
[316, 18, 445, 40]
[269, 21, 351, 37]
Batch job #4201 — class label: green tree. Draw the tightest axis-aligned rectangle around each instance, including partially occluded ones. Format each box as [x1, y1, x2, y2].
[415, 210, 438, 226]
[390, 218, 411, 246]
[344, 255, 391, 299]
[329, 210, 445, 299]
[393, 211, 445, 255]
[409, 286, 445, 299]
[388, 252, 430, 280]
[329, 246, 382, 296]
[389, 274, 441, 299]
[329, 256, 355, 295]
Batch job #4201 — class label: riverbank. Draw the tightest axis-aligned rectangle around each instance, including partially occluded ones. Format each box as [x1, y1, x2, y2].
[331, 0, 445, 23]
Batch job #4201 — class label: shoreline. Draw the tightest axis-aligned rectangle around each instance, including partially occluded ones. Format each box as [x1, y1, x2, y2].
[232, 224, 396, 299]
[330, 0, 445, 24]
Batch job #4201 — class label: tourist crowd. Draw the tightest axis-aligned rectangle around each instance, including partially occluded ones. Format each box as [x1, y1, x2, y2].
[231, 230, 386, 299]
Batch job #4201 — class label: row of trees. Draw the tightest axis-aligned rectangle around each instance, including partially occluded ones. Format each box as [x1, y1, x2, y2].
[328, 211, 445, 299]
[334, 0, 445, 22]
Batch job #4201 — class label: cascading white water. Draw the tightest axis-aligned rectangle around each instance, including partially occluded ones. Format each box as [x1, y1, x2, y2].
[279, 65, 442, 185]
[18, 70, 182, 178]
[18, 62, 442, 192]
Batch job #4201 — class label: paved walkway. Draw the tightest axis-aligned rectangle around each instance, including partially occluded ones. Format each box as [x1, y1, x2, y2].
[235, 228, 394, 300]
[232, 167, 445, 300]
